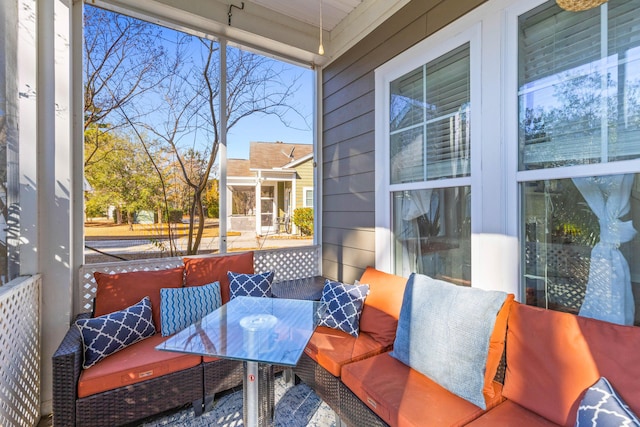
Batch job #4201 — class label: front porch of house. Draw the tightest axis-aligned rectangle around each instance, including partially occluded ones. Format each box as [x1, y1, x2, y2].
[3, 0, 640, 425]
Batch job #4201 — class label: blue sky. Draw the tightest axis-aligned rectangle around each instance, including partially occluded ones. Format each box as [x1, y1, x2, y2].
[87, 4, 313, 163]
[226, 67, 314, 160]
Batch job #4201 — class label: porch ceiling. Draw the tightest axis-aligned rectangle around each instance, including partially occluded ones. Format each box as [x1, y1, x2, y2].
[96, 0, 410, 66]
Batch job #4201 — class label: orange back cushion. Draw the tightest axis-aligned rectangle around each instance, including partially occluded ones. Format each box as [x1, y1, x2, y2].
[93, 267, 185, 332]
[183, 251, 254, 303]
[357, 267, 408, 347]
[503, 303, 640, 426]
[482, 294, 514, 403]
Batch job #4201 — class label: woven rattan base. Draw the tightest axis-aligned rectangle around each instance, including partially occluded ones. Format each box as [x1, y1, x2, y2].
[75, 365, 203, 427]
[294, 352, 342, 415]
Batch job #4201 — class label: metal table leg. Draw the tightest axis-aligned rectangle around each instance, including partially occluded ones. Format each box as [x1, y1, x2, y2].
[243, 362, 274, 427]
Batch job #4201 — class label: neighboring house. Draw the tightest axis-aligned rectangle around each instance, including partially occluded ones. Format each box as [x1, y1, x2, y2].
[227, 141, 313, 235]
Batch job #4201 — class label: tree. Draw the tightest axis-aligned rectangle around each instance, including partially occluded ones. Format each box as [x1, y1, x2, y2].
[132, 37, 306, 254]
[83, 6, 165, 169]
[84, 128, 162, 225]
[84, 5, 309, 255]
[204, 179, 220, 218]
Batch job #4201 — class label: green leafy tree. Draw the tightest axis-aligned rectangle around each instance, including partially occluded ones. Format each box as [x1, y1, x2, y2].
[84, 128, 162, 225]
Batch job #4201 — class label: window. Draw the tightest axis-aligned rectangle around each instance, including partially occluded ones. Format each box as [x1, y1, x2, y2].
[303, 187, 313, 208]
[518, 0, 640, 326]
[376, 28, 477, 283]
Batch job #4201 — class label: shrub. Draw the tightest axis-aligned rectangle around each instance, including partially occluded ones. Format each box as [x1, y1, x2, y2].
[163, 209, 184, 224]
[293, 207, 313, 236]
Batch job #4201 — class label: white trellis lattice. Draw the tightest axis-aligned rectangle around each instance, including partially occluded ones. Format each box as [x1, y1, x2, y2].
[0, 275, 41, 427]
[77, 246, 321, 315]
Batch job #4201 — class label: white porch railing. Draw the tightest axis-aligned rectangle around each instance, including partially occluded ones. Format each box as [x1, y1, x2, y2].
[77, 245, 321, 315]
[0, 275, 41, 427]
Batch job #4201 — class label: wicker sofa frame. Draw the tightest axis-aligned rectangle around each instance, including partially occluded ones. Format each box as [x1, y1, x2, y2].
[293, 332, 508, 427]
[52, 313, 213, 427]
[53, 248, 321, 427]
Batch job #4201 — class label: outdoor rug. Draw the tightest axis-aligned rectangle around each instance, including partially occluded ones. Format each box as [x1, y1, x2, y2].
[139, 376, 335, 427]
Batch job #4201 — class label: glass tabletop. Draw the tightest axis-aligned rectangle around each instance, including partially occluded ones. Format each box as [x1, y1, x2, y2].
[157, 296, 323, 366]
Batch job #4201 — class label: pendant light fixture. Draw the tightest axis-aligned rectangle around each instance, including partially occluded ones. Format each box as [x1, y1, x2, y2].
[556, 0, 607, 11]
[318, 0, 324, 55]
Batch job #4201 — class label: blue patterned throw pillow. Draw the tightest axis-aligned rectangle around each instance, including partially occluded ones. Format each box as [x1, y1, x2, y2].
[318, 279, 369, 337]
[228, 271, 274, 299]
[160, 282, 222, 336]
[576, 377, 640, 427]
[75, 297, 156, 369]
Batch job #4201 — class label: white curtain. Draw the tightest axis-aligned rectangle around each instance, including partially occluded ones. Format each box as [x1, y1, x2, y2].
[572, 174, 636, 325]
[400, 190, 434, 274]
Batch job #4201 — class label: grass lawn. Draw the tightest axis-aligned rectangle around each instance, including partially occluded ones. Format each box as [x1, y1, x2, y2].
[85, 218, 239, 239]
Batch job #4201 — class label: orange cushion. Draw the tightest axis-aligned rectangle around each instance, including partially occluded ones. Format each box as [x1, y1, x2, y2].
[93, 267, 184, 332]
[503, 303, 640, 426]
[465, 400, 560, 427]
[77, 334, 201, 398]
[303, 326, 387, 377]
[184, 252, 254, 303]
[357, 267, 407, 347]
[482, 294, 514, 403]
[341, 352, 501, 427]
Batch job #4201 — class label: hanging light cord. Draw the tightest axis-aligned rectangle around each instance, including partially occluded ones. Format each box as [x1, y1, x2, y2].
[318, 0, 324, 55]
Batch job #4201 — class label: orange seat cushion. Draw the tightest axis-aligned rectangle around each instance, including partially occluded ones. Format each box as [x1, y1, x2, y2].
[304, 326, 388, 377]
[184, 252, 254, 303]
[93, 267, 185, 332]
[465, 400, 559, 427]
[503, 303, 640, 426]
[342, 352, 502, 427]
[357, 267, 408, 347]
[77, 334, 201, 398]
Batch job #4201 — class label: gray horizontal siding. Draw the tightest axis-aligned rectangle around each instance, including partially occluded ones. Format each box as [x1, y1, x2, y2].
[323, 111, 374, 148]
[322, 259, 369, 284]
[323, 192, 374, 213]
[323, 171, 375, 196]
[324, 91, 374, 131]
[323, 227, 375, 250]
[321, 0, 488, 282]
[324, 151, 374, 180]
[323, 132, 373, 164]
[322, 243, 376, 283]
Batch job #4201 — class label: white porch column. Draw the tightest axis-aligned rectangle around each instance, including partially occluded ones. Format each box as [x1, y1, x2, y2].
[28, 0, 74, 414]
[255, 171, 262, 235]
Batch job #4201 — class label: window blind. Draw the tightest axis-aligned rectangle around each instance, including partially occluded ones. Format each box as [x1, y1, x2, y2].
[390, 43, 470, 184]
[518, 0, 640, 171]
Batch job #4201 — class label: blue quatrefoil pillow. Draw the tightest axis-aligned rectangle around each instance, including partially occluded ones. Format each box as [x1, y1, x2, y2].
[575, 377, 640, 426]
[228, 271, 275, 299]
[75, 296, 156, 369]
[318, 279, 369, 337]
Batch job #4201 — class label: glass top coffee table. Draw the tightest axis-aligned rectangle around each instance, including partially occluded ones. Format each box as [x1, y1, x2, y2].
[157, 296, 323, 427]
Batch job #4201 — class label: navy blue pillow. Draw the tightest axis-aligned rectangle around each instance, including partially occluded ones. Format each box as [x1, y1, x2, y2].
[228, 271, 274, 299]
[576, 377, 640, 427]
[75, 297, 156, 369]
[318, 279, 369, 337]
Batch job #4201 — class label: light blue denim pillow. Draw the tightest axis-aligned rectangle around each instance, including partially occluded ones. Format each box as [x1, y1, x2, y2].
[391, 273, 507, 409]
[160, 282, 222, 336]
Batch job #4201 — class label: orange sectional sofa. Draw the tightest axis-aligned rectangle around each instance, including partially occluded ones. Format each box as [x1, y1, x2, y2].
[298, 268, 640, 427]
[52, 252, 254, 427]
[295, 267, 513, 427]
